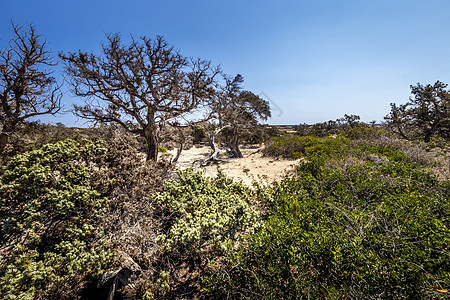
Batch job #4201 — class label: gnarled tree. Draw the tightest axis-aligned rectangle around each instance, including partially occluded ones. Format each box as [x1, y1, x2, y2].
[0, 23, 61, 151]
[61, 34, 218, 161]
[211, 74, 271, 158]
[385, 81, 450, 142]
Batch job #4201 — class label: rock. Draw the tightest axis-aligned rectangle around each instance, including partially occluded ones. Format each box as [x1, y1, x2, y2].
[367, 154, 389, 164]
[98, 251, 141, 300]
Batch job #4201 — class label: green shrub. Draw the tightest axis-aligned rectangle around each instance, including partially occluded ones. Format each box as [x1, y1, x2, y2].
[205, 145, 449, 299]
[427, 136, 450, 151]
[263, 135, 348, 159]
[341, 123, 385, 140]
[0, 139, 112, 299]
[155, 169, 258, 253]
[151, 169, 259, 298]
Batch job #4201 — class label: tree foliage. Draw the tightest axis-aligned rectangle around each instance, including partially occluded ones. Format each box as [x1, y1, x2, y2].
[385, 81, 450, 142]
[210, 74, 271, 158]
[61, 34, 218, 161]
[0, 23, 62, 151]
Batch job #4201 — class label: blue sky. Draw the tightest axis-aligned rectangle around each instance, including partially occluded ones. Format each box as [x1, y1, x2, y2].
[2, 0, 450, 126]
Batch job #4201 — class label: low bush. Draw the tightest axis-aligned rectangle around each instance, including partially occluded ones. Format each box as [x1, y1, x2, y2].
[155, 169, 258, 253]
[263, 135, 348, 159]
[0, 139, 112, 299]
[149, 169, 259, 298]
[340, 123, 385, 140]
[0, 132, 173, 299]
[205, 144, 450, 299]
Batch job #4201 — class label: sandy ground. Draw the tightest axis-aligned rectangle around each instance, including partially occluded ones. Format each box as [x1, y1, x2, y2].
[163, 145, 301, 185]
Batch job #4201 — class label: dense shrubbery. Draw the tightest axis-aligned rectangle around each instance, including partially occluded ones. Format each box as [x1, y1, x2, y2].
[0, 133, 172, 300]
[144, 169, 259, 298]
[1, 125, 448, 299]
[155, 169, 258, 253]
[294, 114, 381, 139]
[263, 134, 348, 159]
[0, 123, 110, 165]
[0, 139, 111, 299]
[206, 140, 449, 298]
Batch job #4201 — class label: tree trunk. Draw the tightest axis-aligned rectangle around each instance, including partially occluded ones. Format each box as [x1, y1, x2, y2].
[208, 125, 229, 161]
[0, 132, 9, 152]
[423, 124, 438, 143]
[229, 130, 243, 158]
[192, 125, 230, 166]
[144, 110, 159, 161]
[144, 122, 158, 161]
[424, 130, 434, 143]
[0, 122, 15, 153]
[145, 132, 158, 161]
[393, 127, 410, 140]
[171, 129, 186, 164]
[171, 142, 183, 163]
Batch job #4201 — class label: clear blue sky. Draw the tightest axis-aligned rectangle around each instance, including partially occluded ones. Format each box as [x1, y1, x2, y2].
[2, 0, 450, 126]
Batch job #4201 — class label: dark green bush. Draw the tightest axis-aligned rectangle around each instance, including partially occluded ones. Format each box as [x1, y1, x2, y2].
[0, 139, 112, 299]
[263, 135, 348, 159]
[205, 144, 450, 299]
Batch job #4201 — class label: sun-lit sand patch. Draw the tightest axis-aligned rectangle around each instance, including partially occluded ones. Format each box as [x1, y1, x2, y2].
[166, 144, 301, 185]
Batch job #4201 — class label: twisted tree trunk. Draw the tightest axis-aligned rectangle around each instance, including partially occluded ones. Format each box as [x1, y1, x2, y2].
[228, 128, 243, 158]
[193, 125, 230, 166]
[144, 118, 158, 161]
[0, 132, 9, 152]
[171, 129, 186, 164]
[0, 122, 16, 153]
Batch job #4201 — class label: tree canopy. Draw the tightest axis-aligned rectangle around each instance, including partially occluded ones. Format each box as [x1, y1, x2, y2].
[0, 23, 61, 151]
[385, 81, 450, 142]
[210, 74, 271, 158]
[61, 34, 218, 161]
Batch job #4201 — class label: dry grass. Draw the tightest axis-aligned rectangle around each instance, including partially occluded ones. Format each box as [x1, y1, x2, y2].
[353, 135, 450, 181]
[88, 130, 176, 298]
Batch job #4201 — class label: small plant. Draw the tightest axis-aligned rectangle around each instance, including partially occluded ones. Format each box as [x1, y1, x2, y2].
[158, 145, 168, 153]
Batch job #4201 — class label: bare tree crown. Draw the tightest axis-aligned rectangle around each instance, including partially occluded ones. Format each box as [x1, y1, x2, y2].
[61, 34, 219, 160]
[0, 24, 61, 125]
[0, 23, 62, 150]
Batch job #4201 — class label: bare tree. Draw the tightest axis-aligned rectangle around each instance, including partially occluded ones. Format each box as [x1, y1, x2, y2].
[0, 23, 62, 151]
[61, 34, 218, 161]
[210, 74, 271, 158]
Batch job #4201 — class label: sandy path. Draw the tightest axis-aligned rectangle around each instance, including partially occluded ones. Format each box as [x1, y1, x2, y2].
[163, 145, 300, 185]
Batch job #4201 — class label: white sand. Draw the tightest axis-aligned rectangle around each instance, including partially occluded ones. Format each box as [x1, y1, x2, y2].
[163, 145, 300, 185]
